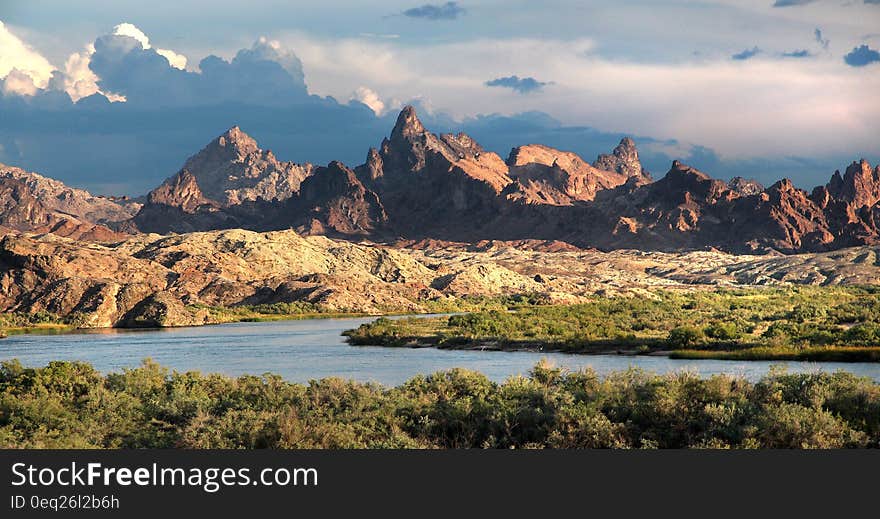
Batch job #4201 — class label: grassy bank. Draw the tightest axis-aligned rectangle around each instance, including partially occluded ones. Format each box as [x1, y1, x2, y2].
[1, 359, 877, 449]
[344, 286, 880, 362]
[0, 312, 76, 338]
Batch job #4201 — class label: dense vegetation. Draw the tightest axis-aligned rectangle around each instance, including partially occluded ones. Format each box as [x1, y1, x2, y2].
[1, 359, 877, 449]
[345, 287, 880, 362]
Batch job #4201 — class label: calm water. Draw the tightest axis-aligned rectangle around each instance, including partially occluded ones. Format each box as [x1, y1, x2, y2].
[2, 317, 878, 385]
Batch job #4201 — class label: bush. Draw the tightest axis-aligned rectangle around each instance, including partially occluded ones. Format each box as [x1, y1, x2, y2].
[705, 322, 740, 341]
[667, 326, 705, 348]
[1, 360, 878, 449]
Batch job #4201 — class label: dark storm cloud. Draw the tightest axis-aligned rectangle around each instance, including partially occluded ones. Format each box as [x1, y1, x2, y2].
[844, 45, 880, 66]
[814, 28, 829, 50]
[782, 49, 811, 58]
[731, 47, 760, 60]
[772, 0, 818, 6]
[402, 2, 465, 20]
[775, 0, 878, 5]
[485, 75, 548, 94]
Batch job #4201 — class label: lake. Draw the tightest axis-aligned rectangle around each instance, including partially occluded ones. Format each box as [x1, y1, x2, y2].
[2, 316, 879, 385]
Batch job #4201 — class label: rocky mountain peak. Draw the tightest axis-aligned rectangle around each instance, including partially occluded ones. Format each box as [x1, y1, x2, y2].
[390, 105, 426, 140]
[823, 159, 880, 210]
[213, 126, 260, 156]
[147, 126, 314, 213]
[380, 105, 487, 175]
[593, 137, 649, 180]
[666, 160, 710, 182]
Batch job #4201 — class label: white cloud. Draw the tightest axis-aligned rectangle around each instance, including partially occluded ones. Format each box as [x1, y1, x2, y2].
[156, 49, 187, 70]
[112, 22, 187, 70]
[54, 43, 124, 102]
[112, 23, 151, 49]
[0, 21, 55, 89]
[1, 69, 39, 96]
[351, 86, 386, 115]
[46, 23, 186, 102]
[276, 32, 879, 158]
[60, 44, 99, 101]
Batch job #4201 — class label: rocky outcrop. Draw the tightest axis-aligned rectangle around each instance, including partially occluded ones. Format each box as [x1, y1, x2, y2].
[2, 228, 878, 329]
[0, 164, 137, 241]
[289, 161, 387, 236]
[118, 292, 210, 328]
[355, 106, 513, 238]
[179, 126, 312, 205]
[592, 137, 651, 181]
[505, 144, 629, 204]
[728, 177, 764, 196]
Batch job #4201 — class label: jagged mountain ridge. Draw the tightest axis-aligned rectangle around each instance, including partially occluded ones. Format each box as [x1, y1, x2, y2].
[3, 106, 879, 254]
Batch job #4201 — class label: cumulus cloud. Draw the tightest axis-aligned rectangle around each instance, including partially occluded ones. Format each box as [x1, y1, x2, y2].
[0, 21, 55, 89]
[844, 44, 880, 66]
[731, 47, 761, 60]
[112, 23, 187, 70]
[1, 69, 39, 96]
[485, 75, 548, 93]
[403, 2, 466, 20]
[351, 86, 386, 115]
[87, 30, 310, 107]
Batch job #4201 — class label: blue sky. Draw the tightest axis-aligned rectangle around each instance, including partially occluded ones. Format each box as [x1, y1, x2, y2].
[0, 1, 878, 194]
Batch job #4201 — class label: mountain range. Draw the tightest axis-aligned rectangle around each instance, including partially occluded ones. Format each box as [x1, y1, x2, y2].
[2, 105, 880, 254]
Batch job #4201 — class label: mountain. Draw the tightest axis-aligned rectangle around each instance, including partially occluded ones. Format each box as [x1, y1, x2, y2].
[5, 105, 879, 254]
[132, 126, 313, 233]
[354, 105, 514, 238]
[0, 164, 137, 241]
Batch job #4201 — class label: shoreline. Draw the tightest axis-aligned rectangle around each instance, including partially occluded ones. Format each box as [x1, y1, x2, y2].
[344, 335, 880, 363]
[0, 309, 448, 339]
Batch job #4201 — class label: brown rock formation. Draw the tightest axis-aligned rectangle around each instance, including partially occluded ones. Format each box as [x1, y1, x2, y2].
[592, 137, 651, 181]
[290, 161, 387, 236]
[505, 144, 629, 204]
[0, 164, 136, 241]
[133, 126, 313, 233]
[2, 228, 878, 329]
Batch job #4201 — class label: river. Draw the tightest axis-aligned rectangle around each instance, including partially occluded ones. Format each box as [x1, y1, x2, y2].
[1, 316, 878, 385]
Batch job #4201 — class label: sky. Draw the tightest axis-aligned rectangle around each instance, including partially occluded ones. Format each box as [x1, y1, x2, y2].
[0, 0, 878, 195]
